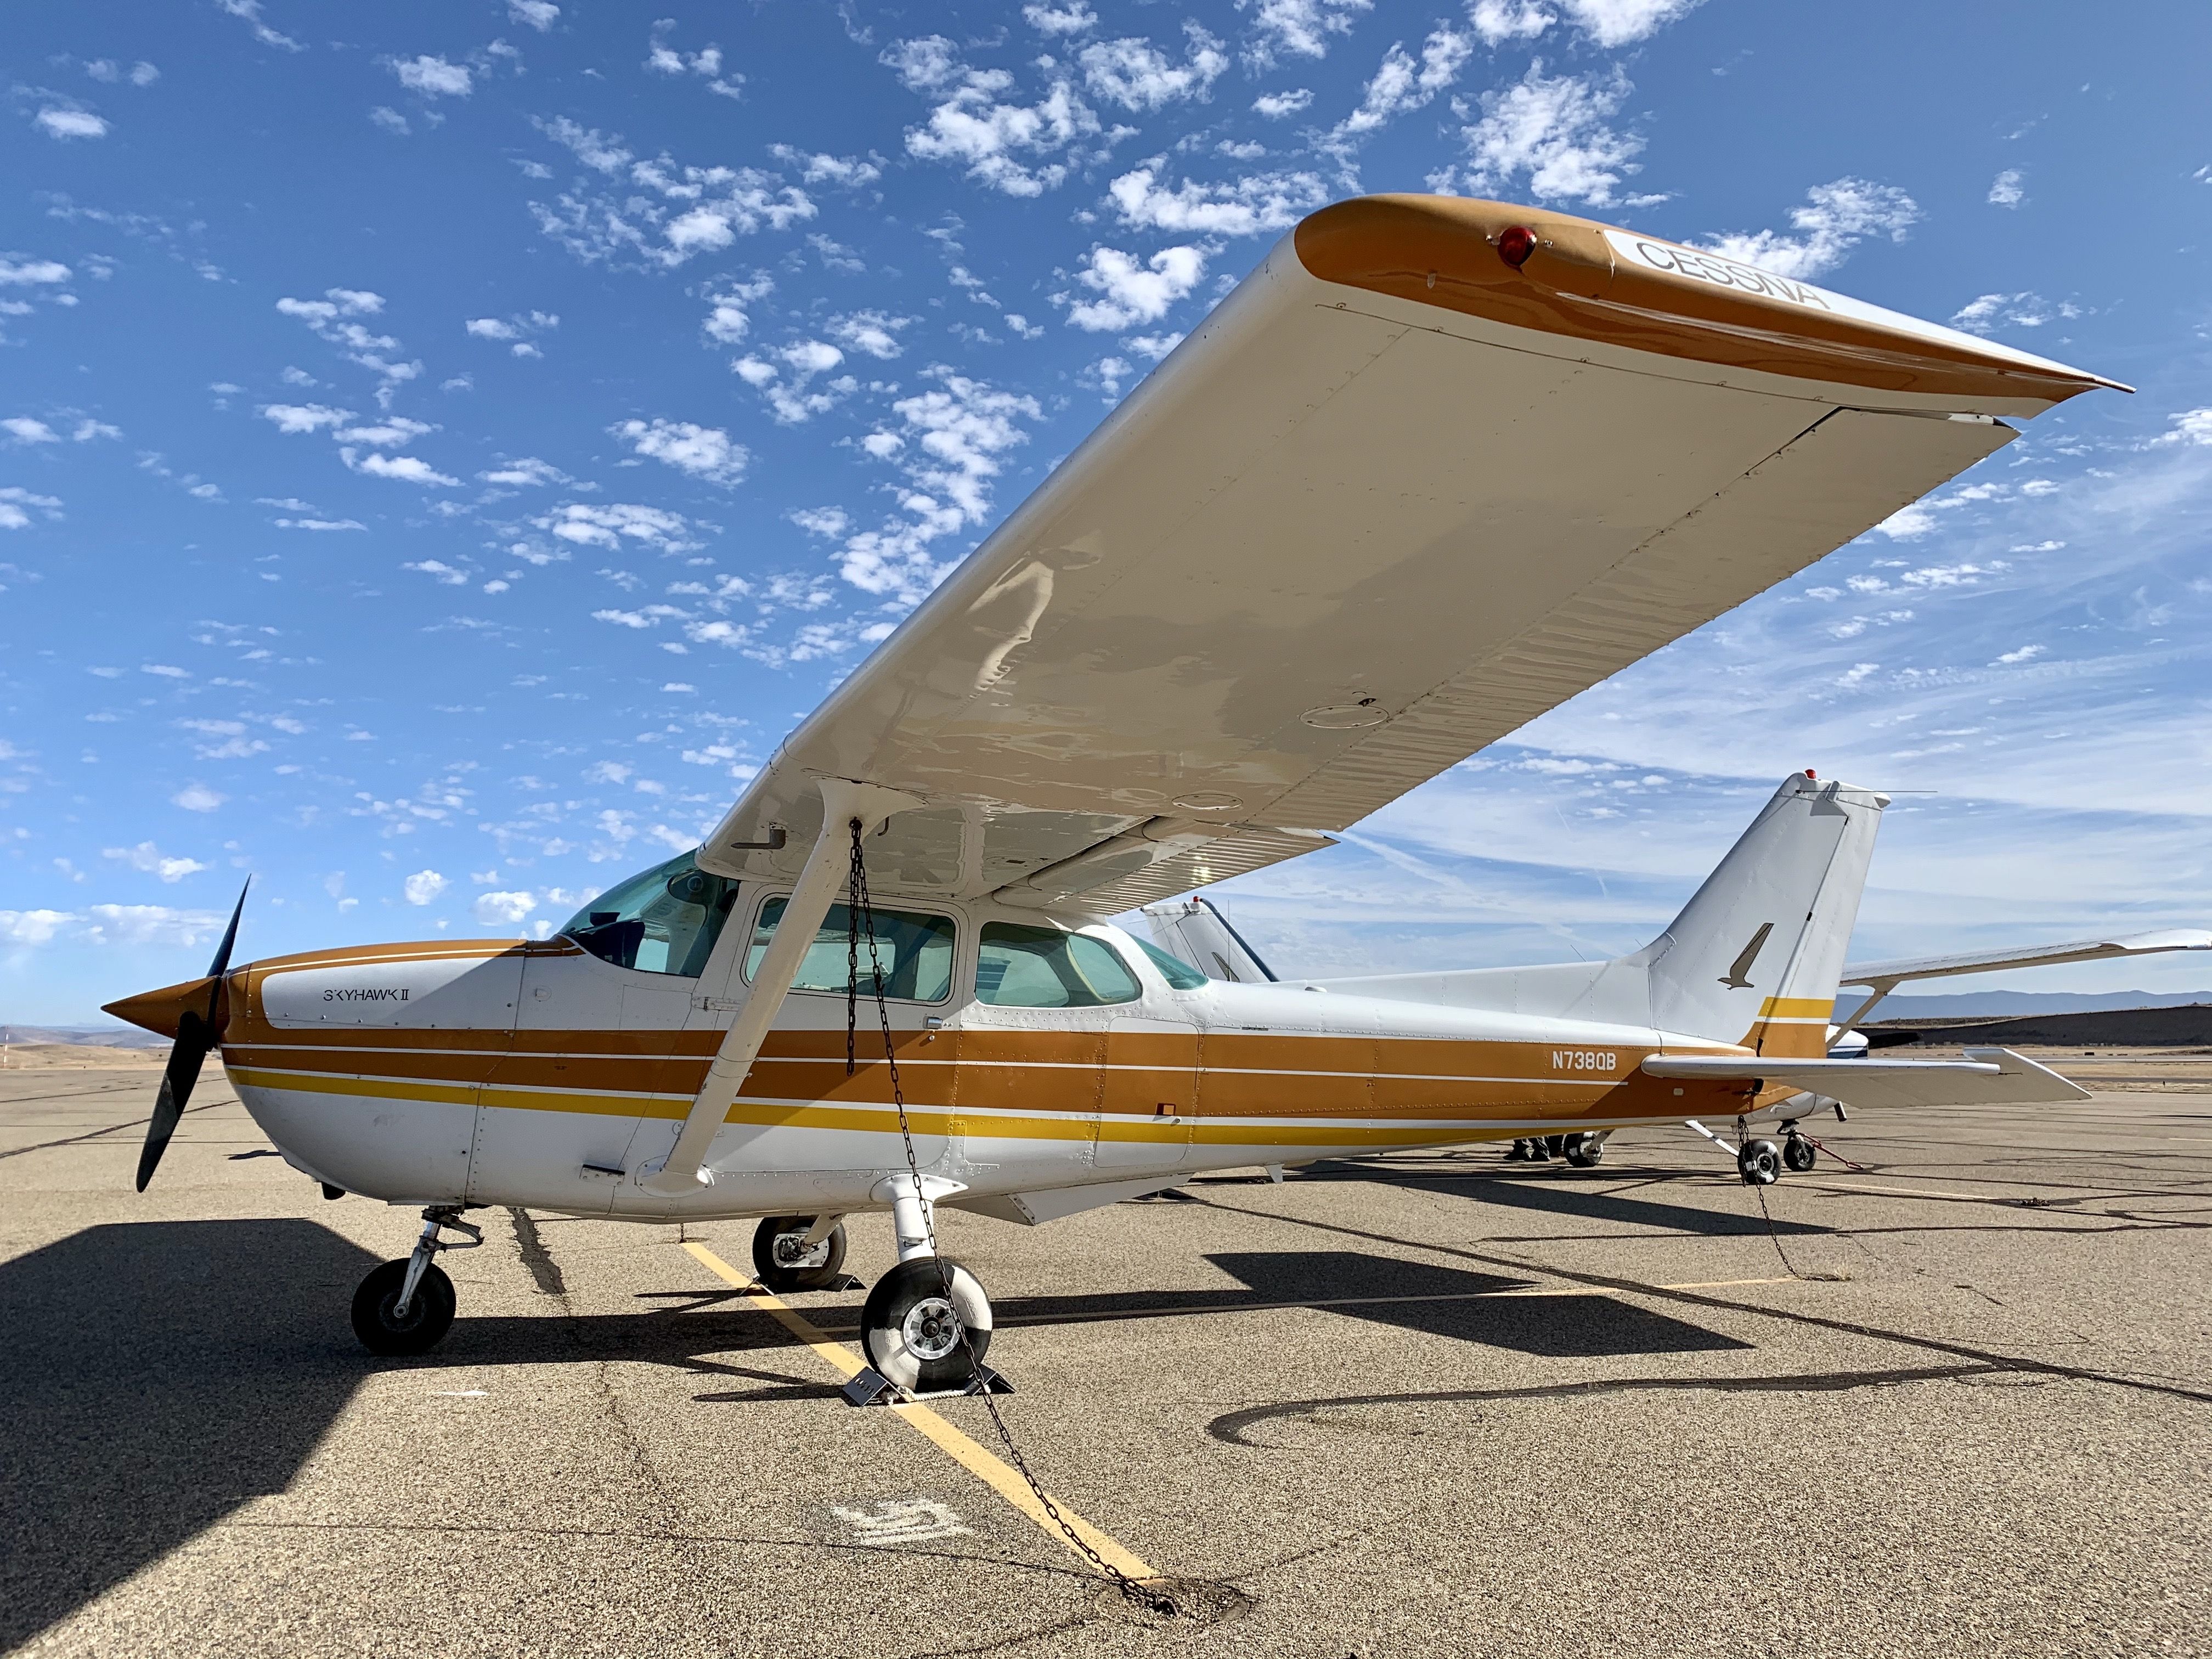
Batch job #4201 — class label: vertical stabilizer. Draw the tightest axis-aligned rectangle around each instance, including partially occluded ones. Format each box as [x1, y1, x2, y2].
[1638, 773, 1887, 1053]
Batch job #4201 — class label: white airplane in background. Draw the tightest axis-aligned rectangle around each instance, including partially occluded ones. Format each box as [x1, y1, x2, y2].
[108, 193, 2125, 1393]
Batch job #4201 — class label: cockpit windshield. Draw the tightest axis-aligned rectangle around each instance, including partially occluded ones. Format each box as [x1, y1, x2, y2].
[561, 850, 741, 977]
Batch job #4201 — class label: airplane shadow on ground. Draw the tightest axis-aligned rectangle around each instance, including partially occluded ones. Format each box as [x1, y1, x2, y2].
[1288, 1161, 1830, 1236]
[0, 1220, 380, 1652]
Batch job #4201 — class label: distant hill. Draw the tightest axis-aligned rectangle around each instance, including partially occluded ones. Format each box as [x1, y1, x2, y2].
[1, 1024, 169, 1050]
[1832, 988, 2212, 1020]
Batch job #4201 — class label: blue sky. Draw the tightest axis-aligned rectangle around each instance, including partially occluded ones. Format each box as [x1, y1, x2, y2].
[4, 0, 2210, 1024]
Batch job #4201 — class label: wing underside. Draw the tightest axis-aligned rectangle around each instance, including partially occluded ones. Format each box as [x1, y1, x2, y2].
[699, 196, 2117, 913]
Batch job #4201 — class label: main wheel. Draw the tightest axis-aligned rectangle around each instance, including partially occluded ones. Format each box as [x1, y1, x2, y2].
[1565, 1133, 1605, 1169]
[1738, 1138, 1781, 1187]
[1782, 1135, 1818, 1173]
[351, 1259, 456, 1356]
[751, 1215, 849, 1293]
[860, 1257, 992, 1394]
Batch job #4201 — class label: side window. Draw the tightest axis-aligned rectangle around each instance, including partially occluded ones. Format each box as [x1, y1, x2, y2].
[562, 851, 742, 978]
[1132, 936, 1208, 990]
[975, 923, 1142, 1008]
[746, 899, 957, 1003]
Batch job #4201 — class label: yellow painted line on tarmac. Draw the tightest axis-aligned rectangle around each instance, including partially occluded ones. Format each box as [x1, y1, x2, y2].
[681, 1240, 1158, 1582]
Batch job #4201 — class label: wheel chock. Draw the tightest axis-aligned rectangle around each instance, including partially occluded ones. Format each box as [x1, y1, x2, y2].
[840, 1364, 1015, 1407]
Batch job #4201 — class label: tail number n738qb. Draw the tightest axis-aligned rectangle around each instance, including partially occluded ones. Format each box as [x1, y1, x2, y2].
[1553, 1049, 1618, 1073]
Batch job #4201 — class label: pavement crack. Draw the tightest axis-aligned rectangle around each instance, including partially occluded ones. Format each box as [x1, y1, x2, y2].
[0, 1095, 233, 1161]
[507, 1206, 569, 1297]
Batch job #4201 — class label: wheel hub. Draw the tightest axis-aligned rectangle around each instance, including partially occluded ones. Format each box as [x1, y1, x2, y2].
[902, 1295, 962, 1361]
[772, 1233, 830, 1269]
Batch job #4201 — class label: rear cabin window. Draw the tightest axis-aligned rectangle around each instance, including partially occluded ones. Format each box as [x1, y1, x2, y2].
[745, 898, 957, 1003]
[975, 923, 1142, 1008]
[561, 850, 742, 978]
[1132, 937, 1209, 990]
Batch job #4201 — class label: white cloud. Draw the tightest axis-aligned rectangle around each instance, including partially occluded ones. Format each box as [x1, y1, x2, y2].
[1470, 0, 1553, 43]
[731, 341, 857, 424]
[335, 416, 434, 447]
[72, 419, 121, 441]
[1988, 168, 2026, 207]
[35, 108, 109, 141]
[1447, 63, 1645, 207]
[510, 0, 560, 29]
[343, 450, 460, 487]
[172, 784, 225, 812]
[260, 403, 353, 434]
[1554, 0, 1703, 46]
[1993, 644, 2047, 665]
[1106, 166, 1328, 236]
[1025, 2, 1097, 32]
[0, 258, 72, 286]
[1950, 291, 2080, 334]
[273, 517, 366, 531]
[1334, 27, 1472, 140]
[103, 841, 210, 882]
[768, 147, 883, 189]
[215, 1, 302, 52]
[1243, 0, 1373, 65]
[2151, 408, 2212, 448]
[370, 106, 410, 137]
[645, 21, 743, 97]
[1057, 244, 1207, 330]
[531, 119, 817, 267]
[392, 56, 472, 97]
[888, 37, 1103, 198]
[403, 558, 470, 585]
[612, 418, 749, 487]
[1079, 25, 1228, 111]
[1700, 178, 1920, 281]
[81, 905, 228, 948]
[826, 309, 915, 359]
[478, 456, 574, 488]
[475, 889, 537, 926]
[2, 417, 59, 444]
[1252, 87, 1313, 118]
[534, 502, 699, 553]
[837, 371, 1042, 604]
[0, 910, 74, 945]
[403, 869, 449, 905]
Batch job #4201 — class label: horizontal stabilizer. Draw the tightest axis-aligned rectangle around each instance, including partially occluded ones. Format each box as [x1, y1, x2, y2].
[1643, 1046, 2089, 1110]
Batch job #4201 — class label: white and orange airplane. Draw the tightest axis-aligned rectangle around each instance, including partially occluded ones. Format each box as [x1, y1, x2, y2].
[108, 194, 2118, 1390]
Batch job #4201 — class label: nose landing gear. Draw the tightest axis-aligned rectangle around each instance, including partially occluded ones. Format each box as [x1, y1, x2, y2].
[351, 1206, 481, 1356]
[751, 1212, 850, 1293]
[1782, 1131, 1818, 1173]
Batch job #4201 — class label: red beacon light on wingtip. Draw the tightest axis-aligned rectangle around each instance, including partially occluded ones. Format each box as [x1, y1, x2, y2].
[1804, 769, 1817, 780]
[1496, 224, 1537, 268]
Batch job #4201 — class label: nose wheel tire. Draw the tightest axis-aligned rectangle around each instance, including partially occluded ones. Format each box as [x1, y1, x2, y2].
[351, 1260, 456, 1356]
[751, 1215, 849, 1293]
[1782, 1134, 1818, 1173]
[860, 1257, 992, 1394]
[1738, 1138, 1782, 1186]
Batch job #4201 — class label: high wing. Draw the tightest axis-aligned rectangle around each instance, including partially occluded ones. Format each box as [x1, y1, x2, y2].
[699, 194, 2122, 912]
[1643, 1047, 2091, 1110]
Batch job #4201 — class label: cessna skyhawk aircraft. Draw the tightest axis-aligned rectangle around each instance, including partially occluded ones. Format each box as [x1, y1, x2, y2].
[107, 194, 2124, 1390]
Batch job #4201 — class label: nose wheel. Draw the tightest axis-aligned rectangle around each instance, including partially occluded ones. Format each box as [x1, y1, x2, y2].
[1782, 1131, 1818, 1173]
[859, 1257, 993, 1394]
[351, 1206, 481, 1356]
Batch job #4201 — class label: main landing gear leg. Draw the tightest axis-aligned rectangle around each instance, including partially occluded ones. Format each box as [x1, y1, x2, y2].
[351, 1206, 482, 1357]
[857, 1175, 995, 1396]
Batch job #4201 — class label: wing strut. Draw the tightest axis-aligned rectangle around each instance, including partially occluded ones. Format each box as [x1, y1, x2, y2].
[637, 777, 921, 1199]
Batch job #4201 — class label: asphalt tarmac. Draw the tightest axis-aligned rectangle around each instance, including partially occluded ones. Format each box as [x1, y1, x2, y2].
[3, 1064, 2207, 1658]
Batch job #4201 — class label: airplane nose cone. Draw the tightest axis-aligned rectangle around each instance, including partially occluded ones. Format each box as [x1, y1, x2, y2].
[102, 974, 228, 1040]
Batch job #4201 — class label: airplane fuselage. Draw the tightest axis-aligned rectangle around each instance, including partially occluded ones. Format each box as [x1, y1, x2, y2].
[216, 896, 1761, 1222]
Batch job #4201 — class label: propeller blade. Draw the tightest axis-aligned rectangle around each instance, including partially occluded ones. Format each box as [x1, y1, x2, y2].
[134, 880, 249, 1193]
[136, 1009, 213, 1192]
[206, 877, 251, 979]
